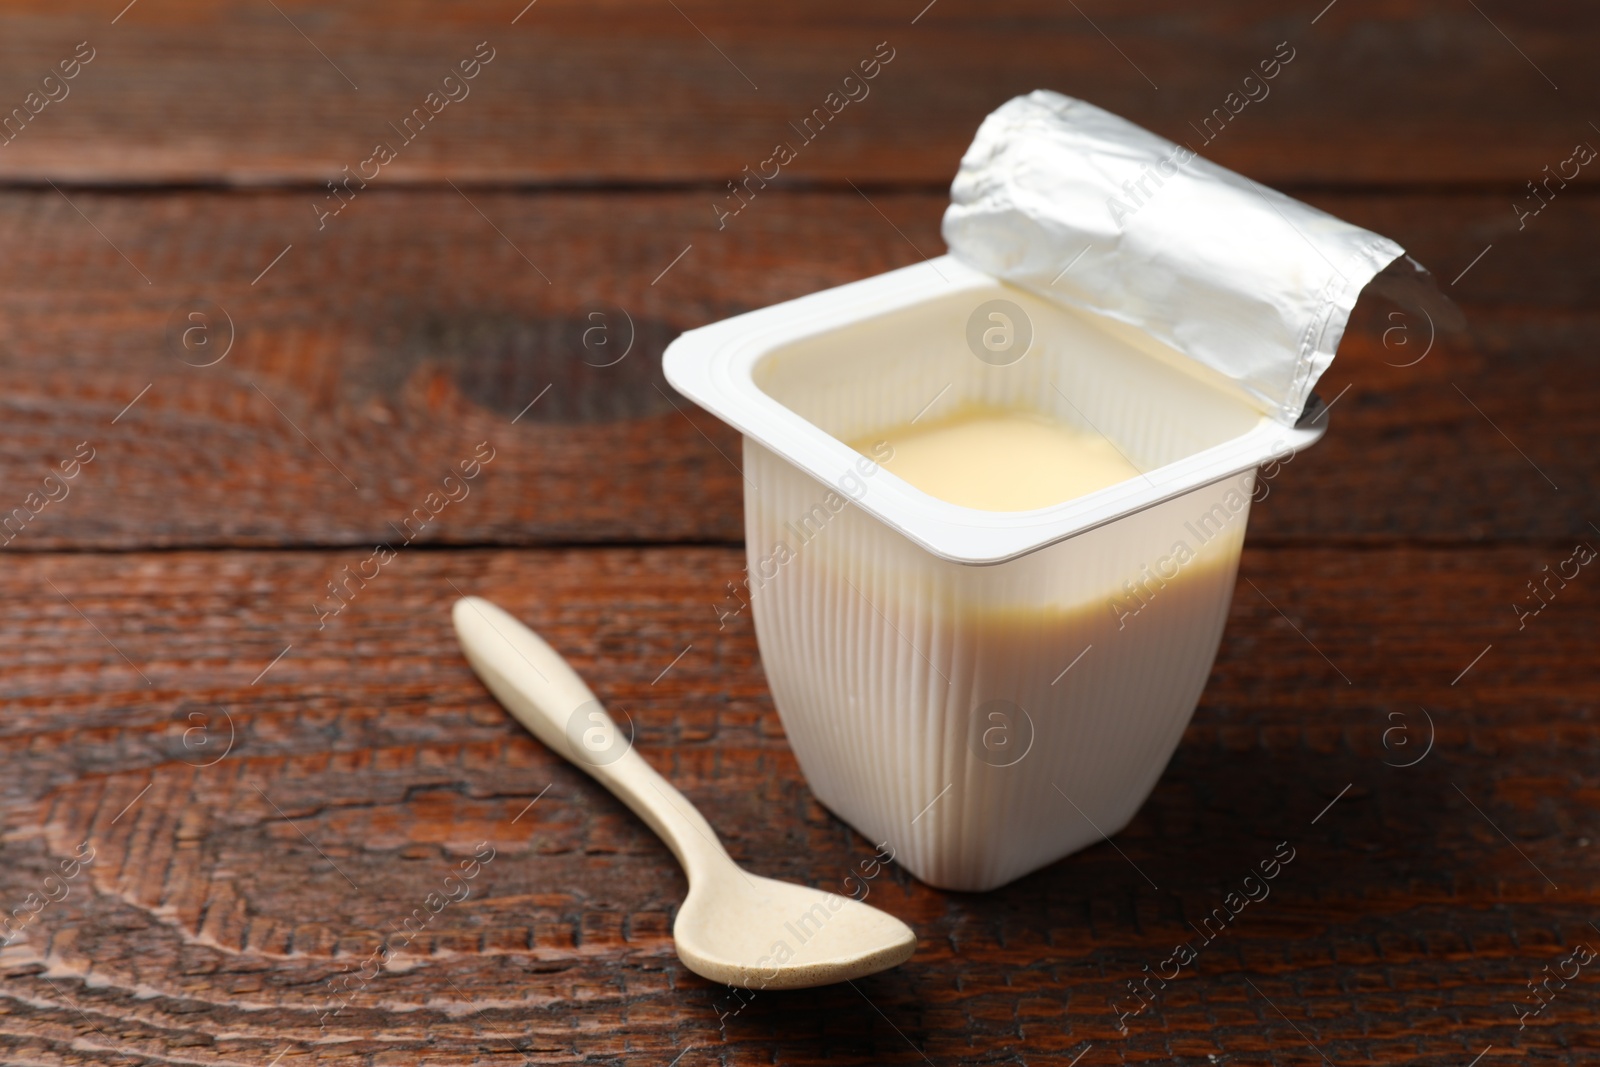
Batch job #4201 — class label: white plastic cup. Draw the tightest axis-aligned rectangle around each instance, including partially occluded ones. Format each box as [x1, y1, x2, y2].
[665, 254, 1323, 891]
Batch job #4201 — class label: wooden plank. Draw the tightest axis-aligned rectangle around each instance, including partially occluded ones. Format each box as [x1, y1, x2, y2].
[0, 187, 1594, 551]
[0, 0, 1593, 186]
[0, 544, 1593, 1063]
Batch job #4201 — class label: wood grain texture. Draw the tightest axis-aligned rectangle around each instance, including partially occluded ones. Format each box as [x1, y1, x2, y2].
[0, 544, 1596, 1065]
[3, 2, 1597, 1062]
[0, 187, 1594, 551]
[0, 0, 1593, 186]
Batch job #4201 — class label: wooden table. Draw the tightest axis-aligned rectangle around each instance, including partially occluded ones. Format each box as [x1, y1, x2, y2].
[1, 3, 1595, 1063]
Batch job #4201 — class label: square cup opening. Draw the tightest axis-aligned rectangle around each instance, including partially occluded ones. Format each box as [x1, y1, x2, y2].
[750, 277, 1264, 497]
[664, 256, 1320, 565]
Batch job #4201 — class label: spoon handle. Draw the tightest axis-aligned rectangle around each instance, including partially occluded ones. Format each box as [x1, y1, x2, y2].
[452, 596, 730, 885]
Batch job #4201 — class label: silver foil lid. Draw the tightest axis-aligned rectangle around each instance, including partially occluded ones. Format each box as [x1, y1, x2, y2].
[942, 91, 1405, 426]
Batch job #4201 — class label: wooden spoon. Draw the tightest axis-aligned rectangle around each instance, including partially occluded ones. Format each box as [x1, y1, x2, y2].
[452, 596, 916, 990]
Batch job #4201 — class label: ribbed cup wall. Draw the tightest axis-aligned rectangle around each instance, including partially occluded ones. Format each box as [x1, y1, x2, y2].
[745, 439, 1251, 892]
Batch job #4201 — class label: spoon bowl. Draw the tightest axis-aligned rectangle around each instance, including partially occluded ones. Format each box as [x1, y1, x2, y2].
[452, 596, 916, 989]
[677, 870, 917, 990]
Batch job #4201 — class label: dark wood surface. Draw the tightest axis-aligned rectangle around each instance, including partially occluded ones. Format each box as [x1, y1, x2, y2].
[1, 3, 1596, 1065]
[0, 1, 1596, 186]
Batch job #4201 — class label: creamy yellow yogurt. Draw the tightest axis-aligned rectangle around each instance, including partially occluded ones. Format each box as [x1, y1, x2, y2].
[853, 408, 1141, 511]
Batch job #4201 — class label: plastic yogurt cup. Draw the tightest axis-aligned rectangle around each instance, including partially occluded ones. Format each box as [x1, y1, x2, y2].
[664, 93, 1403, 890]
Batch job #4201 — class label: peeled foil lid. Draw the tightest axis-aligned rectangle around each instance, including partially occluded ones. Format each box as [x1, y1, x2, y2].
[942, 91, 1405, 426]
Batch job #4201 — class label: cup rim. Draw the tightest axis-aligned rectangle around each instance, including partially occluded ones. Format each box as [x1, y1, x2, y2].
[663, 255, 1324, 566]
